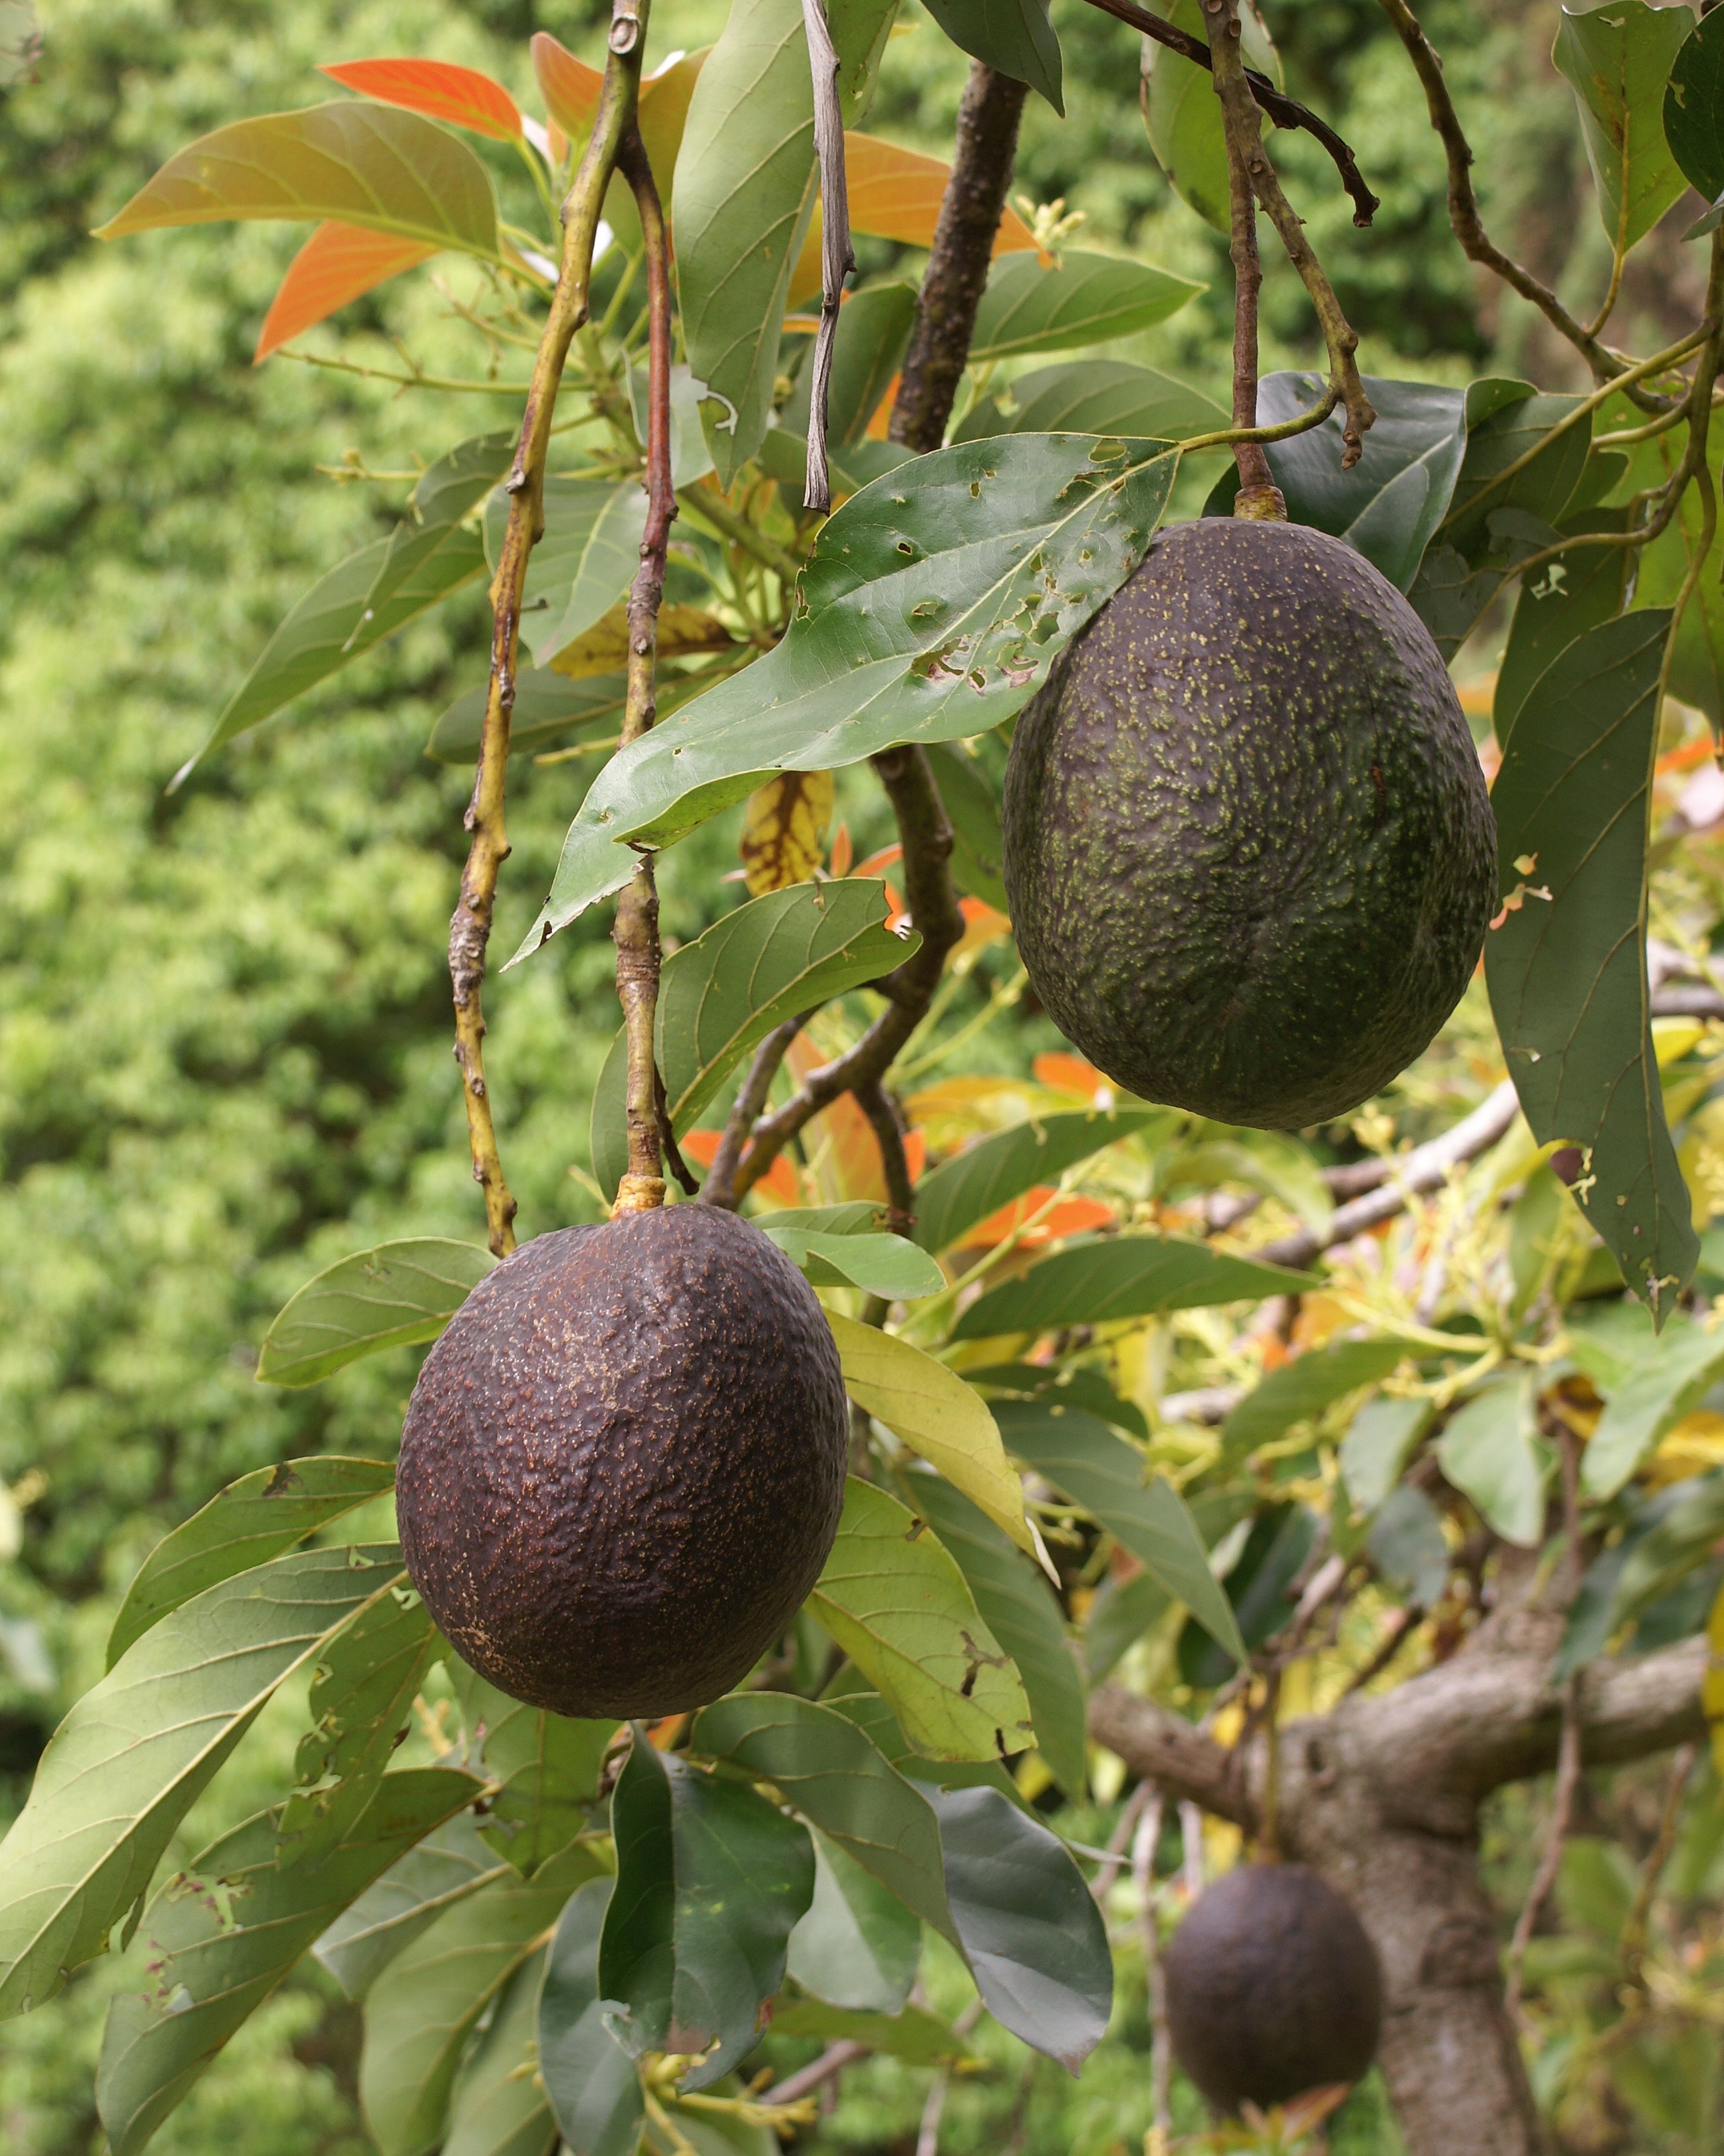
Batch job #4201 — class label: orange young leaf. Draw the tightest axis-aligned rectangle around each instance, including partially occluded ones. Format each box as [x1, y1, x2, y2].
[1033, 1052, 1115, 1104]
[828, 823, 854, 878]
[531, 32, 603, 138]
[956, 1188, 1117, 1250]
[319, 58, 522, 141]
[680, 1130, 801, 1208]
[854, 842, 903, 879]
[255, 220, 438, 361]
[952, 895, 1012, 965]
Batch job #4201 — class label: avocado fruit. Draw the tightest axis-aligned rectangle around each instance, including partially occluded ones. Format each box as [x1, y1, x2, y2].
[1164, 1861, 1383, 2116]
[396, 1205, 849, 1718]
[1003, 518, 1496, 1128]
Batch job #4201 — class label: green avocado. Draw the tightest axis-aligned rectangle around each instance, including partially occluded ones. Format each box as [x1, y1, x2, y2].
[396, 1205, 850, 1718]
[1003, 518, 1497, 1128]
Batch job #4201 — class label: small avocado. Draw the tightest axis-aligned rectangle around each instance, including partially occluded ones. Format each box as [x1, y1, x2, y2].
[396, 1205, 849, 1718]
[1164, 1861, 1383, 2115]
[1004, 518, 1496, 1128]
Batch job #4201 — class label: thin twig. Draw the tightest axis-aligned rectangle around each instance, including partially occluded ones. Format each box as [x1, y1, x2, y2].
[700, 1014, 809, 1209]
[855, 1080, 916, 1233]
[1131, 1792, 1173, 2143]
[801, 0, 855, 512]
[610, 116, 678, 1217]
[1179, 1799, 1206, 1903]
[915, 2070, 949, 2156]
[450, 0, 645, 1255]
[1091, 1778, 1154, 1905]
[1620, 1741, 1697, 1994]
[1210, 0, 1284, 514]
[1087, 0, 1379, 226]
[758, 2040, 869, 2107]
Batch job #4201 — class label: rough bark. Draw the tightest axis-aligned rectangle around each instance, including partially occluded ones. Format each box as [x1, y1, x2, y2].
[1090, 1582, 1709, 2155]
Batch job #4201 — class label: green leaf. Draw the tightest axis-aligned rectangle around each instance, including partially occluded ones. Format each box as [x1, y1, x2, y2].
[808, 1478, 1035, 1762]
[992, 1401, 1246, 1664]
[903, 1472, 1086, 1797]
[1338, 1394, 1433, 1514]
[774, 1987, 964, 2058]
[1435, 1378, 1550, 1546]
[913, 1109, 1163, 1254]
[428, 667, 627, 765]
[929, 742, 1009, 910]
[486, 478, 646, 672]
[1441, 386, 1593, 556]
[316, 1808, 510, 2000]
[781, 283, 918, 445]
[96, 1771, 478, 2156]
[690, 1691, 953, 1939]
[1494, 510, 1633, 748]
[971, 1362, 1149, 1440]
[1367, 1485, 1450, 1608]
[108, 1456, 396, 1668]
[1553, 0, 1691, 251]
[951, 1234, 1314, 1340]
[470, 1694, 619, 1876]
[756, 426, 915, 500]
[967, 250, 1202, 361]
[1582, 1314, 1724, 1499]
[785, 1834, 923, 2012]
[1221, 1338, 1413, 1463]
[954, 359, 1226, 446]
[1606, 1470, 1724, 1628]
[1632, 428, 1724, 725]
[1082, 1569, 1171, 1682]
[768, 1228, 945, 1297]
[94, 102, 502, 255]
[923, 1783, 1111, 2072]
[829, 1314, 1038, 1556]
[1208, 375, 1469, 593]
[539, 1878, 645, 2156]
[920, 0, 1063, 112]
[1485, 610, 1699, 1322]
[1665, 6, 1724, 202]
[0, 1545, 406, 2018]
[1178, 1503, 1316, 1688]
[360, 1841, 606, 2156]
[443, 1946, 558, 2156]
[257, 1238, 495, 1387]
[1141, 0, 1282, 230]
[599, 1736, 815, 2090]
[514, 436, 1179, 949]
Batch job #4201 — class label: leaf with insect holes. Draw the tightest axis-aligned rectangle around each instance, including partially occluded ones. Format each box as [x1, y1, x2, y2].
[1553, 0, 1691, 251]
[740, 770, 835, 894]
[257, 1237, 494, 1388]
[967, 249, 1202, 361]
[1143, 0, 1281, 231]
[255, 221, 438, 361]
[107, 1456, 398, 1668]
[922, 0, 1063, 111]
[1495, 509, 1634, 748]
[0, 1547, 407, 2018]
[95, 1770, 479, 2156]
[515, 434, 1178, 953]
[94, 102, 501, 257]
[1485, 610, 1698, 1323]
[319, 59, 522, 140]
[809, 1478, 1034, 1762]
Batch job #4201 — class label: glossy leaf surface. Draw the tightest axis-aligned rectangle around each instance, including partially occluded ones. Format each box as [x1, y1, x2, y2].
[539, 1879, 644, 2156]
[319, 58, 523, 140]
[967, 249, 1202, 360]
[952, 1234, 1312, 1339]
[257, 1237, 494, 1386]
[920, 0, 1063, 112]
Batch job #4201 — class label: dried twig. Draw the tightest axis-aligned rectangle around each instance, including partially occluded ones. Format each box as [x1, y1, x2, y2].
[801, 0, 854, 512]
[1620, 1741, 1697, 1994]
[451, 0, 646, 1254]
[1088, 0, 1379, 226]
[1131, 1791, 1174, 2141]
[855, 1080, 916, 1233]
[758, 2040, 869, 2107]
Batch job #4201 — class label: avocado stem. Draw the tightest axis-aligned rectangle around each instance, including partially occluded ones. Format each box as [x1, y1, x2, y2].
[1206, 0, 1285, 516]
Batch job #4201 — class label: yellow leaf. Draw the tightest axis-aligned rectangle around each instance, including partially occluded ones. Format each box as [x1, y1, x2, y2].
[548, 602, 737, 679]
[740, 770, 834, 895]
[1650, 1408, 1724, 1487]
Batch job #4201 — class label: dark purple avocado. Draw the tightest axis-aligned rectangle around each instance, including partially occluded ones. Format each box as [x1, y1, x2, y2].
[396, 1205, 849, 1718]
[1165, 1861, 1383, 2115]
[1004, 518, 1497, 1128]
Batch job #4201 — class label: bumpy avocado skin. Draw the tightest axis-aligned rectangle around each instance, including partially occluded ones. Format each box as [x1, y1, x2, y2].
[1004, 519, 1497, 1128]
[1164, 1862, 1383, 2115]
[396, 1205, 849, 1718]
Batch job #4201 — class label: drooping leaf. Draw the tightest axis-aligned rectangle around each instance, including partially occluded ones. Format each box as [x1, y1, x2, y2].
[952, 1233, 1313, 1340]
[1179, 1503, 1317, 1687]
[740, 770, 835, 895]
[316, 1808, 510, 2000]
[539, 1879, 645, 2156]
[781, 283, 918, 446]
[428, 667, 627, 765]
[1083, 1569, 1171, 1682]
[255, 220, 439, 361]
[360, 1842, 607, 2156]
[768, 1227, 945, 1297]
[1485, 609, 1699, 1321]
[1553, 0, 1691, 251]
[1221, 1338, 1413, 1462]
[992, 1401, 1246, 1663]
[809, 1478, 1035, 1761]
[954, 357, 1226, 446]
[967, 249, 1202, 361]
[1435, 1378, 1549, 1547]
[772, 1987, 962, 2058]
[1142, 0, 1282, 231]
[904, 1472, 1085, 1797]
[1582, 1314, 1724, 1499]
[1494, 510, 1633, 746]
[1367, 1485, 1451, 1609]
[485, 478, 646, 673]
[690, 1691, 954, 1938]
[94, 102, 501, 256]
[1665, 6, 1724, 202]
[913, 1108, 1162, 1253]
[442, 1946, 558, 2156]
[785, 1833, 923, 2012]
[923, 1783, 1111, 2072]
[319, 59, 523, 141]
[257, 1237, 494, 1387]
[829, 1314, 1037, 1555]
[0, 1547, 406, 2018]
[920, 0, 1063, 112]
[599, 1736, 814, 2090]
[515, 436, 1177, 951]
[1338, 1394, 1433, 1515]
[108, 1456, 396, 1668]
[96, 1771, 478, 2156]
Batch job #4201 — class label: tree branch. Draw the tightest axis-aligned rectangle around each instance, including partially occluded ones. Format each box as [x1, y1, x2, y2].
[801, 0, 854, 512]
[854, 1079, 915, 1232]
[1087, 1685, 1255, 1826]
[1210, 0, 1284, 514]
